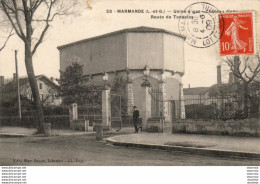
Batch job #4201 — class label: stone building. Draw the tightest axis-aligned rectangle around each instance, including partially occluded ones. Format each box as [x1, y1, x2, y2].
[58, 26, 186, 123]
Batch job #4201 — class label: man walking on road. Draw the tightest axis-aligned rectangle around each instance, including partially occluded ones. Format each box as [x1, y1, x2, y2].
[133, 106, 139, 133]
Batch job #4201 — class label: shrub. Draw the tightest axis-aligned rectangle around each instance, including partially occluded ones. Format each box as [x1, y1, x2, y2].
[0, 115, 70, 129]
[195, 124, 207, 134]
[43, 106, 69, 115]
[44, 115, 70, 129]
[249, 122, 259, 134]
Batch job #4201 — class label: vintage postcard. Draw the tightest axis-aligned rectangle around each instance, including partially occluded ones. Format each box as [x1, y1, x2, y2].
[0, 0, 259, 183]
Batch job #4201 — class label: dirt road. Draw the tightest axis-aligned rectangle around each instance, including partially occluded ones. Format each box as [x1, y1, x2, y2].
[0, 133, 259, 166]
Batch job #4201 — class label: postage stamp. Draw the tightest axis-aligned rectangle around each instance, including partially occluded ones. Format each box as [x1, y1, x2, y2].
[219, 12, 255, 56]
[178, 2, 224, 48]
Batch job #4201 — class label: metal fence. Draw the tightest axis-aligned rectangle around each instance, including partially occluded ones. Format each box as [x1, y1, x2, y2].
[150, 88, 163, 118]
[77, 105, 102, 125]
[77, 94, 123, 128]
[174, 96, 259, 120]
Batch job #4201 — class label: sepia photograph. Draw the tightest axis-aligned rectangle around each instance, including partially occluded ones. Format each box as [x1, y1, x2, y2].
[0, 0, 259, 181]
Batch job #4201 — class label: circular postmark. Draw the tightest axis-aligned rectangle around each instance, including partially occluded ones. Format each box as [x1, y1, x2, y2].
[178, 2, 224, 48]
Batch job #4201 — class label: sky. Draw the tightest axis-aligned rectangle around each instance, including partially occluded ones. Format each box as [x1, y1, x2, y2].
[0, 0, 259, 88]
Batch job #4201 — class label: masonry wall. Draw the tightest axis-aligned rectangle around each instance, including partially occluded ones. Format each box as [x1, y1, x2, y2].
[165, 77, 181, 100]
[172, 119, 260, 137]
[60, 32, 185, 75]
[127, 33, 163, 69]
[60, 33, 127, 75]
[127, 33, 184, 73]
[87, 70, 182, 121]
[163, 34, 184, 73]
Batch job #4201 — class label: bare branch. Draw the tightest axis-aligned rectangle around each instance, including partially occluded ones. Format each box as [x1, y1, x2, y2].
[1, 1, 24, 39]
[0, 28, 14, 51]
[31, 0, 56, 55]
[2, 1, 15, 12]
[30, 0, 44, 18]
[247, 60, 260, 83]
[32, 24, 49, 55]
[32, 0, 79, 54]
[12, 0, 26, 39]
[240, 57, 249, 75]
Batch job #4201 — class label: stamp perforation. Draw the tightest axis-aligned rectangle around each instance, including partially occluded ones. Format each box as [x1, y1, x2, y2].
[219, 11, 255, 56]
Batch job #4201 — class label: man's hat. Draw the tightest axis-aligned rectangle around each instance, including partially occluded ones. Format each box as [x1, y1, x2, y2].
[133, 106, 137, 108]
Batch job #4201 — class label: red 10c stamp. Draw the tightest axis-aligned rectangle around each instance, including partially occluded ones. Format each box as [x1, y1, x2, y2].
[219, 12, 254, 56]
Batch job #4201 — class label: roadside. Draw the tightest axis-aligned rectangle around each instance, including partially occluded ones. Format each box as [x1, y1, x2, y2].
[0, 126, 134, 137]
[0, 126, 97, 137]
[1, 126, 260, 160]
[106, 132, 260, 159]
[1, 131, 259, 166]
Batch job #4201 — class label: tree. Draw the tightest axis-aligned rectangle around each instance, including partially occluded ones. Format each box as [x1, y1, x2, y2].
[222, 55, 260, 118]
[0, 0, 80, 133]
[57, 62, 101, 106]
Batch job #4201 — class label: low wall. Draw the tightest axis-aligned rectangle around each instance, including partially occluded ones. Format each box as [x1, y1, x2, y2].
[70, 119, 89, 131]
[93, 122, 111, 132]
[172, 119, 260, 137]
[70, 120, 112, 132]
[146, 118, 172, 133]
[147, 120, 163, 133]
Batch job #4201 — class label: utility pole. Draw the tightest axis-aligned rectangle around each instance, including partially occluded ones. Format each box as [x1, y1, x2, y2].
[15, 50, 22, 119]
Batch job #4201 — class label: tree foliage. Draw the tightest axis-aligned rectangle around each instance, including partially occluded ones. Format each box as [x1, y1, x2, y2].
[57, 62, 101, 106]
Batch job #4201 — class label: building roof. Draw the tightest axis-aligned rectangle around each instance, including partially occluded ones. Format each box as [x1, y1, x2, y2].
[0, 75, 59, 93]
[183, 82, 246, 97]
[57, 26, 186, 50]
[183, 87, 210, 95]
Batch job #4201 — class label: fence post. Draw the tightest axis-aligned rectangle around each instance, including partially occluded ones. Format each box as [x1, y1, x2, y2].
[69, 103, 78, 121]
[102, 85, 111, 127]
[141, 79, 151, 131]
[45, 123, 51, 136]
[159, 80, 170, 122]
[85, 120, 89, 132]
[179, 83, 186, 119]
[126, 77, 134, 116]
[95, 124, 103, 140]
